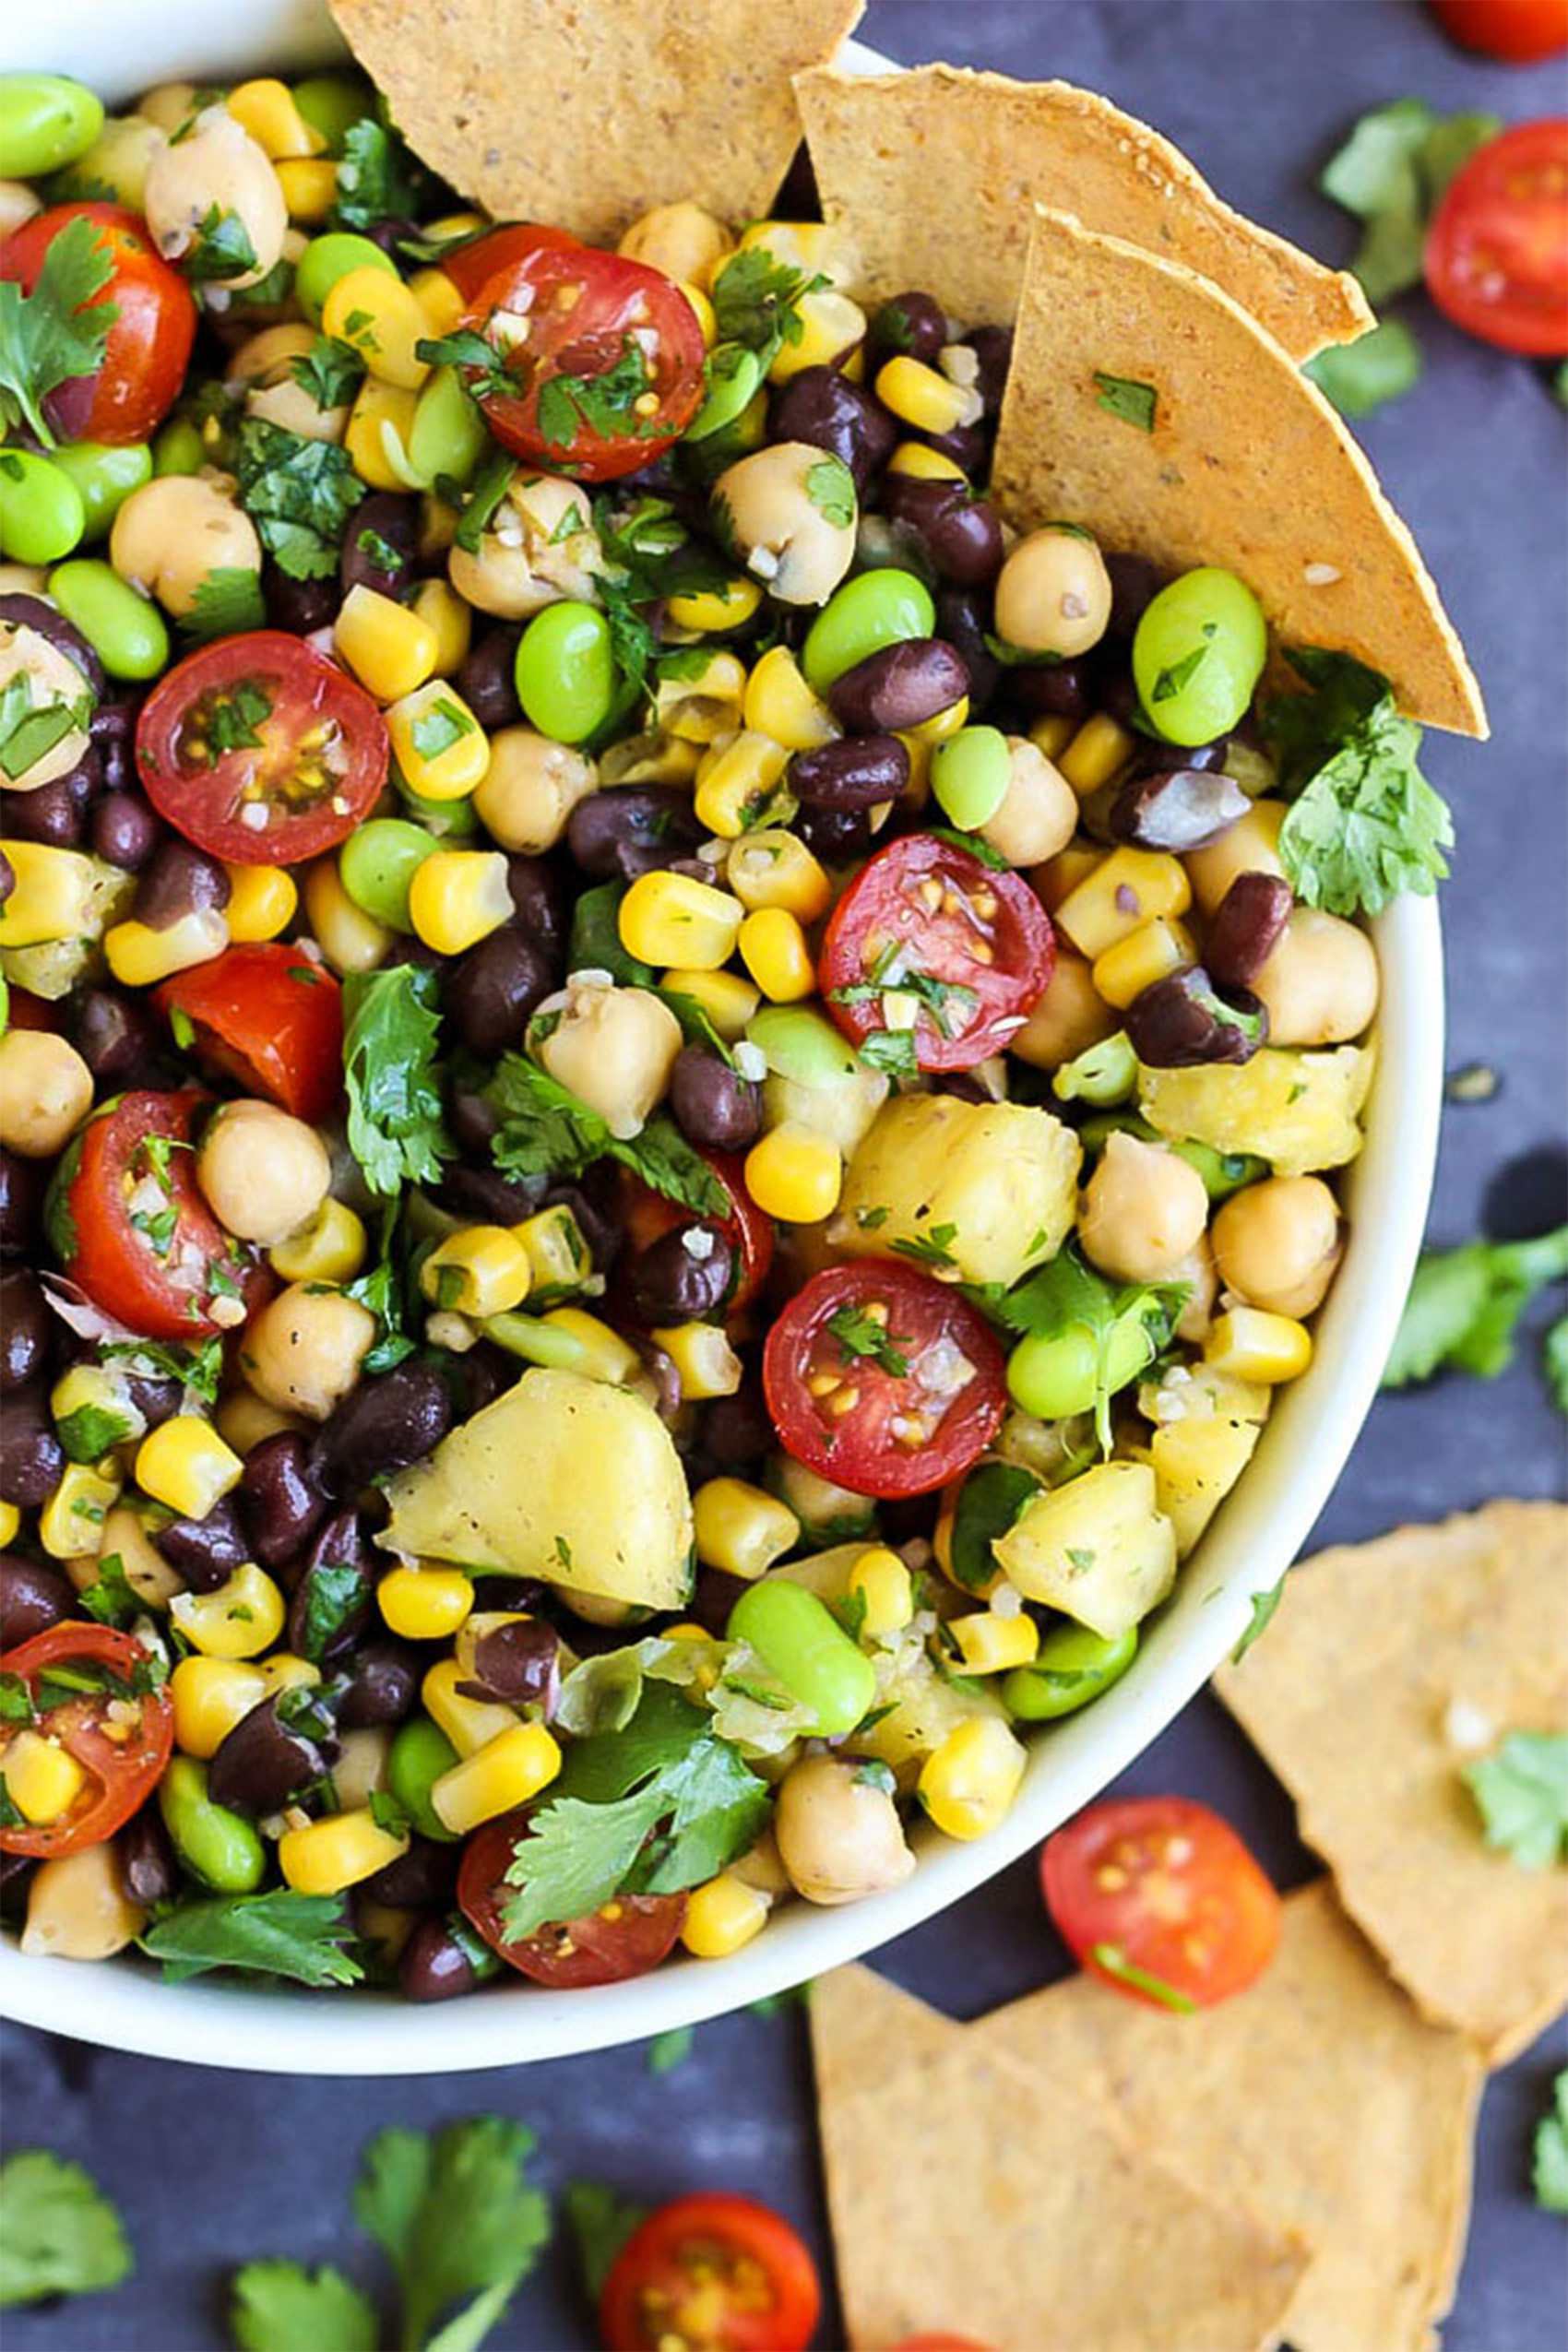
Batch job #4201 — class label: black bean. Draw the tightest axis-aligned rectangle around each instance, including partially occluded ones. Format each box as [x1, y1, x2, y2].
[934, 587, 1001, 708]
[701, 1381, 773, 1466]
[629, 1226, 734, 1324]
[790, 733, 909, 810]
[0, 1270, 48, 1392]
[340, 491, 418, 600]
[505, 854, 565, 955]
[472, 1573, 542, 1614]
[209, 1693, 335, 1815]
[769, 366, 897, 488]
[670, 1044, 762, 1153]
[446, 1086, 502, 1162]
[1124, 968, 1268, 1068]
[158, 1497, 248, 1592]
[0, 1150, 42, 1255]
[365, 1835, 458, 1909]
[135, 839, 230, 930]
[1206, 873, 1294, 989]
[437, 1160, 545, 1226]
[1134, 733, 1228, 777]
[0, 1550, 76, 1645]
[968, 323, 1013, 416]
[0, 593, 105, 697]
[547, 1168, 623, 1272]
[91, 790, 162, 871]
[867, 291, 947, 367]
[338, 1637, 420, 1729]
[0, 1386, 63, 1507]
[287, 1510, 373, 1661]
[1004, 657, 1092, 723]
[880, 477, 1004, 588]
[1104, 552, 1167, 639]
[261, 563, 338, 636]
[309, 1364, 452, 1500]
[917, 420, 988, 474]
[456, 626, 523, 731]
[794, 799, 874, 862]
[89, 699, 136, 795]
[566, 786, 704, 882]
[1110, 768, 1250, 853]
[1098, 666, 1144, 728]
[74, 987, 167, 1087]
[0, 770, 89, 846]
[828, 638, 969, 735]
[124, 1373, 182, 1431]
[447, 928, 554, 1056]
[238, 1431, 328, 1570]
[457, 1617, 558, 1706]
[0, 1850, 35, 1923]
[398, 1914, 478, 2002]
[118, 1807, 179, 1907]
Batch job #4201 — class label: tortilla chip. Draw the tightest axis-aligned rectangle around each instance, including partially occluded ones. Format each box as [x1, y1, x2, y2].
[812, 1964, 1306, 2352]
[327, 0, 864, 244]
[1216, 1501, 1568, 2061]
[794, 64, 1369, 363]
[971, 1883, 1484, 2352]
[989, 205, 1486, 737]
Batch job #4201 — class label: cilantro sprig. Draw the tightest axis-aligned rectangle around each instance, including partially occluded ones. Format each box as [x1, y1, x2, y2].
[342, 964, 454, 1199]
[139, 1890, 363, 1987]
[0, 213, 119, 446]
[1534, 2072, 1568, 2215]
[1383, 1223, 1568, 1392]
[234, 416, 366, 580]
[1462, 1731, 1568, 1871]
[964, 1250, 1187, 1451]
[0, 2152, 133, 2309]
[484, 1052, 725, 1218]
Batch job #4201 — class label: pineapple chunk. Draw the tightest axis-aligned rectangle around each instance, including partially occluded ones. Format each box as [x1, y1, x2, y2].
[1139, 1364, 1272, 1426]
[763, 1065, 889, 1158]
[831, 1093, 1081, 1289]
[992, 1460, 1177, 1640]
[1150, 1415, 1261, 1555]
[1139, 1046, 1372, 1178]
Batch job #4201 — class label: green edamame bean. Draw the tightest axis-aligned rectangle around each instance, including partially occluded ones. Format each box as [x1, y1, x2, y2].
[47, 560, 169, 682]
[407, 368, 489, 491]
[1051, 1031, 1138, 1108]
[0, 74, 103, 177]
[295, 231, 398, 325]
[0, 450, 85, 566]
[1133, 566, 1266, 748]
[802, 567, 935, 695]
[684, 344, 766, 445]
[1005, 1310, 1156, 1422]
[158, 1754, 266, 1893]
[50, 442, 153, 541]
[1003, 1621, 1138, 1722]
[396, 775, 480, 836]
[931, 724, 1011, 830]
[291, 74, 374, 156]
[515, 601, 616, 744]
[387, 1714, 461, 1843]
[340, 817, 439, 930]
[745, 1004, 861, 1087]
[153, 417, 206, 478]
[726, 1579, 876, 1738]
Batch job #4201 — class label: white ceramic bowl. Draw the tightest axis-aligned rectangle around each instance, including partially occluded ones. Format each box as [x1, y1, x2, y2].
[0, 0, 1444, 2072]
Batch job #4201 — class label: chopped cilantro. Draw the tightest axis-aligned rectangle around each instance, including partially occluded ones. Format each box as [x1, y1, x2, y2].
[77, 1550, 138, 1628]
[291, 335, 366, 411]
[534, 339, 661, 464]
[0, 671, 92, 785]
[0, 213, 118, 447]
[409, 697, 475, 762]
[342, 964, 453, 1197]
[805, 455, 856, 528]
[191, 680, 272, 766]
[1304, 317, 1423, 421]
[234, 417, 366, 581]
[180, 566, 267, 644]
[1264, 648, 1453, 917]
[646, 2025, 694, 2074]
[415, 325, 519, 406]
[1318, 98, 1499, 309]
[1463, 1731, 1568, 1870]
[485, 1054, 725, 1218]
[331, 113, 433, 234]
[449, 446, 517, 554]
[1232, 1583, 1285, 1662]
[1092, 371, 1157, 432]
[564, 2182, 649, 2306]
[857, 1028, 919, 1079]
[1534, 2072, 1568, 2215]
[1088, 1941, 1197, 2013]
[184, 204, 258, 282]
[1149, 639, 1211, 705]
[825, 1303, 909, 1376]
[709, 244, 827, 364]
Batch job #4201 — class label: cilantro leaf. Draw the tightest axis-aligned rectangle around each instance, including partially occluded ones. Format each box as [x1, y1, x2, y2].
[1534, 2072, 1568, 2215]
[292, 335, 366, 411]
[234, 416, 366, 580]
[0, 667, 93, 784]
[1092, 372, 1157, 432]
[534, 339, 662, 465]
[825, 1302, 909, 1376]
[964, 1250, 1186, 1451]
[1232, 1582, 1285, 1662]
[352, 2118, 549, 2352]
[232, 2262, 378, 2352]
[1546, 1315, 1568, 1414]
[1304, 317, 1423, 420]
[485, 1053, 725, 1217]
[1462, 1731, 1568, 1870]
[346, 1206, 417, 1374]
[805, 455, 856, 528]
[139, 1890, 364, 1986]
[709, 244, 827, 363]
[53, 1400, 134, 1464]
[449, 447, 517, 553]
[564, 2181, 649, 2305]
[415, 326, 519, 406]
[342, 964, 453, 1197]
[1383, 1225, 1568, 1388]
[0, 213, 119, 446]
[298, 1559, 369, 1663]
[180, 565, 267, 643]
[1264, 647, 1453, 916]
[0, 2151, 133, 2308]
[857, 1027, 919, 1078]
[184, 204, 258, 282]
[77, 1550, 138, 1628]
[1319, 100, 1499, 307]
[332, 115, 434, 234]
[647, 2024, 694, 2073]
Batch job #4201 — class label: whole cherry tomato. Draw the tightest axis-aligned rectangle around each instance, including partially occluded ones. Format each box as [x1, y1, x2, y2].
[0, 202, 196, 443]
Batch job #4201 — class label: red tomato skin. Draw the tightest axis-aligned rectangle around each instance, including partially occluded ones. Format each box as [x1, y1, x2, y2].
[617, 1151, 776, 1314]
[0, 1624, 174, 1858]
[1430, 0, 1568, 61]
[1041, 1796, 1282, 2011]
[0, 202, 197, 444]
[457, 1814, 686, 1988]
[438, 221, 582, 303]
[155, 944, 344, 1123]
[1424, 120, 1568, 355]
[600, 2193, 822, 2352]
[135, 633, 389, 865]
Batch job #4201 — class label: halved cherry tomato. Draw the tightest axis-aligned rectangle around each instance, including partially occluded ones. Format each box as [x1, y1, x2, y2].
[600, 2193, 822, 2352]
[49, 1089, 261, 1341]
[818, 835, 1055, 1073]
[764, 1261, 1006, 1500]
[0, 1624, 174, 1859]
[0, 202, 197, 445]
[155, 944, 343, 1124]
[1041, 1795, 1282, 2011]
[454, 242, 706, 481]
[1425, 120, 1568, 355]
[136, 632, 389, 866]
[1430, 0, 1568, 63]
[618, 1150, 776, 1314]
[437, 220, 582, 303]
[457, 1813, 686, 1988]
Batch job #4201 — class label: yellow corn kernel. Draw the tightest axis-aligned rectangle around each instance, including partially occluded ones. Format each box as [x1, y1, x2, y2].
[541, 1308, 641, 1386]
[1058, 712, 1138, 797]
[386, 681, 490, 800]
[1032, 840, 1103, 912]
[223, 862, 296, 942]
[693, 1478, 800, 1581]
[269, 1196, 367, 1285]
[736, 220, 845, 283]
[323, 266, 431, 391]
[408, 266, 466, 338]
[1054, 847, 1192, 959]
[39, 1462, 122, 1560]
[170, 1562, 287, 1660]
[656, 653, 748, 744]
[744, 1125, 840, 1224]
[665, 578, 764, 635]
[422, 1657, 518, 1757]
[410, 576, 472, 676]
[426, 209, 487, 241]
[255, 1653, 319, 1698]
[742, 645, 837, 753]
[693, 730, 793, 840]
[662, 1621, 712, 1644]
[1204, 1308, 1313, 1385]
[847, 1545, 913, 1637]
[345, 376, 422, 492]
[885, 439, 967, 482]
[279, 1807, 409, 1896]
[429, 1721, 562, 1835]
[918, 1716, 1028, 1841]
[1092, 916, 1198, 1011]
[276, 157, 339, 224]
[303, 859, 392, 976]
[0, 1500, 18, 1547]
[334, 582, 439, 701]
[378, 1562, 475, 1641]
[659, 967, 760, 1041]
[170, 1657, 268, 1757]
[422, 1226, 532, 1318]
[650, 1321, 743, 1400]
[136, 1416, 243, 1520]
[513, 1204, 593, 1301]
[1028, 714, 1076, 763]
[910, 694, 971, 748]
[677, 278, 718, 347]
[769, 288, 867, 383]
[948, 1610, 1040, 1675]
[408, 849, 513, 956]
[724, 828, 831, 921]
[3, 1731, 88, 1825]
[104, 908, 229, 987]
[875, 354, 974, 435]
[739, 907, 814, 1003]
[680, 1871, 771, 1959]
[49, 1364, 139, 1450]
[226, 77, 325, 160]
[619, 870, 745, 971]
[601, 731, 701, 788]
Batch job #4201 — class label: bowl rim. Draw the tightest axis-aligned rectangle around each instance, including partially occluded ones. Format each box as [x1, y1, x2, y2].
[0, 9, 1445, 2073]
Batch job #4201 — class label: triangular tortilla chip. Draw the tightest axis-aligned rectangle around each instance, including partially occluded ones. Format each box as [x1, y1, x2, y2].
[812, 1966, 1306, 2351]
[794, 64, 1369, 362]
[970, 1883, 1484, 2352]
[989, 205, 1486, 737]
[328, 0, 864, 244]
[1216, 1501, 1568, 2061]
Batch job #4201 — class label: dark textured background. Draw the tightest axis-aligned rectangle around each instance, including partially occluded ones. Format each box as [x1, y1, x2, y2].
[4, 3, 1566, 2346]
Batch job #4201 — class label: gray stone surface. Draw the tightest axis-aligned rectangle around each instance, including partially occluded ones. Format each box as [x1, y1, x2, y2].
[3, 3, 1564, 2346]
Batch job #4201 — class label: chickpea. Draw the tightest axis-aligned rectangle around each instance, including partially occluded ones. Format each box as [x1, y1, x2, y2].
[137, 80, 204, 134]
[92, 1504, 183, 1610]
[214, 1384, 305, 1455]
[1214, 1175, 1343, 1319]
[333, 1727, 391, 1811]
[143, 108, 287, 289]
[561, 1589, 642, 1629]
[993, 527, 1112, 659]
[1079, 1131, 1209, 1286]
[472, 728, 599, 852]
[0, 180, 42, 238]
[448, 474, 601, 619]
[980, 736, 1078, 868]
[0, 1030, 93, 1158]
[21, 1839, 146, 1960]
[0, 563, 49, 600]
[774, 1753, 916, 1907]
[618, 199, 731, 289]
[110, 473, 261, 619]
[731, 1824, 791, 1897]
[0, 622, 93, 790]
[1009, 947, 1118, 1071]
[711, 441, 856, 606]
[1252, 908, 1379, 1046]
[534, 977, 683, 1140]
[1185, 801, 1287, 914]
[196, 1099, 332, 1246]
[226, 323, 346, 443]
[241, 1282, 376, 1421]
[1171, 1233, 1218, 1344]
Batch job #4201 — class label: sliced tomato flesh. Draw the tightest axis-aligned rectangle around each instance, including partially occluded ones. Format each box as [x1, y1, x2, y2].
[600, 2192, 822, 2352]
[1425, 119, 1568, 356]
[0, 1624, 174, 1859]
[155, 944, 344, 1124]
